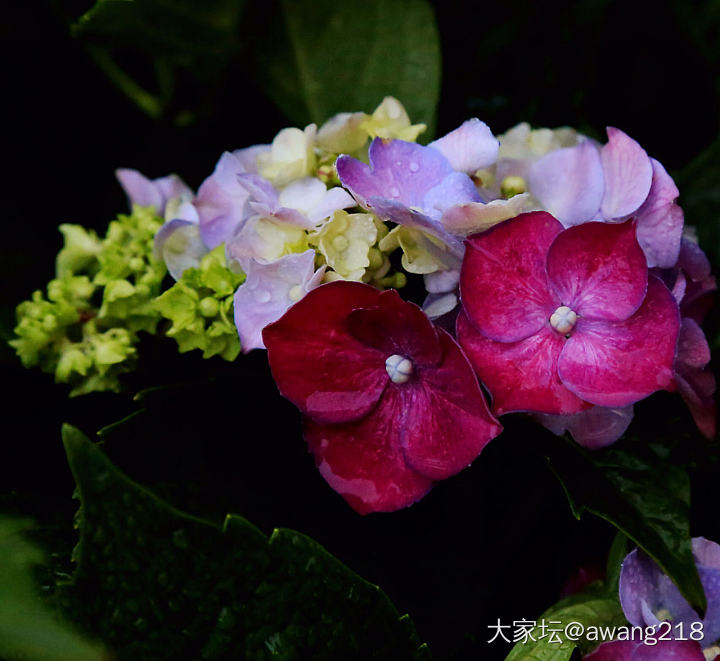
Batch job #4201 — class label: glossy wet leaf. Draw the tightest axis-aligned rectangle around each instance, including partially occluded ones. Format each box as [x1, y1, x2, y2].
[546, 437, 706, 616]
[61, 424, 430, 660]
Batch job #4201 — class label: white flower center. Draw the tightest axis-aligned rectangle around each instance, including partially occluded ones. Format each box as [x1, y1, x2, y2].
[550, 305, 577, 335]
[385, 354, 413, 384]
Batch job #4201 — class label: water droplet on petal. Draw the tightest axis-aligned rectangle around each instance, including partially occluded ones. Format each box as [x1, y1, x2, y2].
[390, 187, 400, 198]
[409, 162, 419, 172]
[254, 289, 271, 303]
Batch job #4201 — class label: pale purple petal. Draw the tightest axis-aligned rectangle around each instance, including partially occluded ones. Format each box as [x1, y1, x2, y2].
[635, 159, 684, 268]
[231, 144, 269, 172]
[233, 250, 325, 352]
[528, 141, 605, 226]
[237, 173, 279, 216]
[424, 269, 460, 294]
[196, 152, 254, 249]
[154, 219, 208, 280]
[153, 174, 193, 206]
[600, 127, 653, 220]
[116, 169, 163, 210]
[276, 177, 354, 224]
[429, 118, 500, 173]
[307, 186, 355, 223]
[535, 405, 633, 450]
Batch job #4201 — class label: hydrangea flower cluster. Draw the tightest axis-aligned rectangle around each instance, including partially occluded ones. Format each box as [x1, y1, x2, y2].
[12, 206, 166, 395]
[12, 98, 717, 513]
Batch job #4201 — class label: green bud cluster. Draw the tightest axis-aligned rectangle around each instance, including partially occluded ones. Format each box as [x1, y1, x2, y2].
[154, 246, 245, 361]
[11, 206, 166, 395]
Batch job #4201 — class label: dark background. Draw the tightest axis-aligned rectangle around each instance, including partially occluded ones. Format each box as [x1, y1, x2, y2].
[1, 2, 719, 659]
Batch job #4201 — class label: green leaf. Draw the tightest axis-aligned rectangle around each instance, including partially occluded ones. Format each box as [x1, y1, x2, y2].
[546, 437, 706, 616]
[0, 516, 106, 661]
[73, 0, 245, 63]
[504, 589, 626, 661]
[249, 0, 441, 135]
[60, 424, 430, 660]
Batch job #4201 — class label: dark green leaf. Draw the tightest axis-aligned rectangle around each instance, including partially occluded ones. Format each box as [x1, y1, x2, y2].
[604, 531, 629, 596]
[675, 134, 720, 269]
[60, 424, 430, 660]
[73, 0, 246, 63]
[0, 516, 107, 661]
[546, 438, 705, 616]
[248, 0, 441, 135]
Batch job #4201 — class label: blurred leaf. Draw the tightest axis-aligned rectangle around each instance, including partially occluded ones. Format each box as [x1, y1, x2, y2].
[73, 0, 245, 63]
[676, 135, 720, 269]
[248, 0, 441, 135]
[0, 516, 106, 661]
[504, 588, 625, 660]
[72, 0, 246, 120]
[604, 531, 629, 596]
[546, 438, 706, 616]
[61, 424, 431, 660]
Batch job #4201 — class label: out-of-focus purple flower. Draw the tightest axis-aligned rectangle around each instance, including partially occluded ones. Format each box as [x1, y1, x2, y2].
[584, 639, 710, 661]
[619, 538, 720, 646]
[195, 146, 269, 249]
[233, 250, 325, 352]
[534, 404, 634, 450]
[528, 128, 684, 269]
[116, 169, 192, 215]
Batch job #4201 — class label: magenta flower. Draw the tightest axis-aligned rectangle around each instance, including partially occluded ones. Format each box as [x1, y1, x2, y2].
[456, 212, 680, 415]
[528, 128, 684, 268]
[584, 639, 710, 661]
[262, 281, 502, 514]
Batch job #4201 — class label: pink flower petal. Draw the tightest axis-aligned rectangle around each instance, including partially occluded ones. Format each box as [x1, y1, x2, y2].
[534, 404, 634, 450]
[263, 281, 389, 424]
[528, 141, 605, 227]
[460, 211, 562, 343]
[457, 312, 591, 415]
[346, 290, 443, 367]
[429, 118, 499, 173]
[633, 640, 707, 661]
[546, 220, 648, 321]
[584, 640, 637, 661]
[635, 159, 684, 268]
[558, 276, 679, 407]
[303, 397, 434, 515]
[116, 168, 163, 210]
[396, 329, 501, 479]
[600, 127, 653, 220]
[676, 318, 717, 439]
